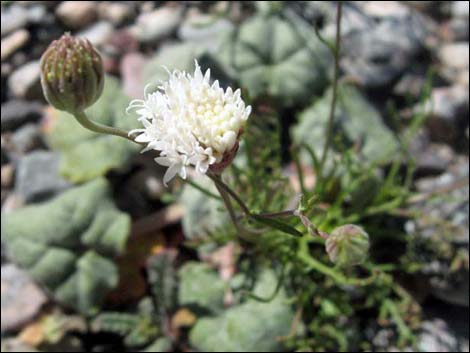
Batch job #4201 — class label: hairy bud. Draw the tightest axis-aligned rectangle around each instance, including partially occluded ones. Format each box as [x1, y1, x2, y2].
[325, 224, 370, 267]
[40, 33, 104, 113]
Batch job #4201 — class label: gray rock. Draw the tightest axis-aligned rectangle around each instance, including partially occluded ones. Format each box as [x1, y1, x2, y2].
[7, 60, 42, 99]
[452, 1, 469, 18]
[361, 1, 411, 18]
[178, 10, 234, 48]
[409, 157, 469, 307]
[439, 43, 469, 72]
[341, 14, 427, 87]
[130, 6, 183, 43]
[419, 319, 460, 352]
[1, 164, 14, 189]
[0, 5, 29, 36]
[121, 52, 146, 99]
[10, 123, 43, 154]
[1, 100, 43, 131]
[26, 4, 51, 25]
[1, 29, 30, 62]
[449, 17, 469, 41]
[15, 151, 71, 203]
[55, 1, 98, 29]
[414, 143, 455, 176]
[78, 21, 113, 47]
[423, 85, 469, 144]
[98, 2, 135, 26]
[0, 339, 37, 352]
[1, 264, 47, 333]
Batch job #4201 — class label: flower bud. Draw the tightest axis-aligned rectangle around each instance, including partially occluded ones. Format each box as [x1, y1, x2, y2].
[209, 139, 240, 174]
[40, 33, 104, 113]
[325, 224, 370, 267]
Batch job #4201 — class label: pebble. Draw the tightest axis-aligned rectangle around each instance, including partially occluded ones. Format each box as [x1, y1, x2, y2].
[120, 52, 146, 99]
[55, 1, 98, 29]
[1, 264, 47, 333]
[361, 1, 410, 18]
[130, 6, 183, 43]
[419, 319, 459, 352]
[414, 143, 455, 176]
[452, 1, 469, 18]
[341, 14, 427, 87]
[15, 151, 71, 203]
[10, 123, 43, 154]
[77, 21, 113, 47]
[423, 85, 469, 144]
[1, 29, 30, 62]
[7, 61, 42, 100]
[1, 100, 43, 131]
[178, 10, 234, 47]
[438, 42, 470, 72]
[0, 5, 29, 36]
[1, 164, 15, 188]
[98, 2, 134, 26]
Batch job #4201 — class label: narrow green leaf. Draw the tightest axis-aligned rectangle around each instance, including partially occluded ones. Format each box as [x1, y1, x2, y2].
[251, 215, 303, 237]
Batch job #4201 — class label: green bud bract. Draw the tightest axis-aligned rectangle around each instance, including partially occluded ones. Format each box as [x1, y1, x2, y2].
[40, 33, 104, 113]
[325, 224, 370, 267]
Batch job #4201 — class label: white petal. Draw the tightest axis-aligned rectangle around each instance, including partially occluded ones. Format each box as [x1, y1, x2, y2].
[163, 163, 181, 186]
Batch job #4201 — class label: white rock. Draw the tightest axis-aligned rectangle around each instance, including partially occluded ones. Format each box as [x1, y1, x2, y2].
[55, 1, 97, 29]
[8, 61, 41, 99]
[1, 29, 30, 62]
[78, 21, 114, 47]
[130, 6, 183, 43]
[98, 2, 134, 25]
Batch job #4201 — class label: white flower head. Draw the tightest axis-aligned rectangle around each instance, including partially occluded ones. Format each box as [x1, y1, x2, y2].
[127, 60, 251, 186]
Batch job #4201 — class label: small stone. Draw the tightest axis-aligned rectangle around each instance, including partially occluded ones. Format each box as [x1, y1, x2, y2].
[414, 143, 455, 176]
[15, 151, 71, 203]
[1, 164, 14, 188]
[362, 1, 410, 18]
[8, 60, 42, 99]
[438, 42, 470, 71]
[419, 319, 459, 352]
[1, 193, 24, 213]
[448, 17, 469, 41]
[423, 85, 469, 144]
[0, 5, 29, 36]
[10, 123, 43, 154]
[393, 72, 427, 98]
[55, 1, 98, 29]
[1, 29, 30, 62]
[341, 14, 427, 88]
[452, 1, 469, 18]
[77, 21, 114, 47]
[130, 6, 183, 43]
[121, 52, 146, 99]
[1, 100, 43, 131]
[98, 2, 134, 26]
[178, 10, 233, 49]
[26, 4, 52, 25]
[1, 264, 47, 333]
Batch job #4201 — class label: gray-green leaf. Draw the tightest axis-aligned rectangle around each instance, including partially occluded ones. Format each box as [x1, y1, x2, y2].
[1, 178, 131, 315]
[46, 77, 140, 183]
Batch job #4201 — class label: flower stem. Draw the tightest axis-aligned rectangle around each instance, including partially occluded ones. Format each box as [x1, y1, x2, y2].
[213, 180, 242, 232]
[73, 110, 140, 144]
[208, 173, 251, 216]
[318, 1, 343, 175]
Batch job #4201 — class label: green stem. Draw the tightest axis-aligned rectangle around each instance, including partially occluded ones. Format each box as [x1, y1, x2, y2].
[298, 237, 375, 286]
[208, 173, 251, 215]
[182, 179, 221, 200]
[318, 1, 342, 175]
[73, 110, 139, 144]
